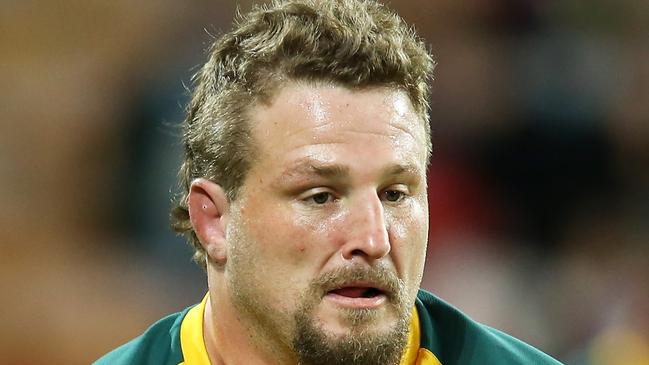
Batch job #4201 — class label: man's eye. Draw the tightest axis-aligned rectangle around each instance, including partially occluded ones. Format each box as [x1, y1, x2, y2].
[383, 190, 405, 202]
[309, 192, 334, 204]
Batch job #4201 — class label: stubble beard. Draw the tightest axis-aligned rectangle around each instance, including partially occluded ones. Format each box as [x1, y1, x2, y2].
[292, 266, 411, 365]
[227, 233, 412, 365]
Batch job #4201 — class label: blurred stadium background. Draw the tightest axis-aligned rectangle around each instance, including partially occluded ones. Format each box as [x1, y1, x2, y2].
[1, 0, 647, 363]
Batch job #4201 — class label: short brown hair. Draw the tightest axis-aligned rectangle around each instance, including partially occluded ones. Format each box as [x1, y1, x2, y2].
[171, 0, 435, 267]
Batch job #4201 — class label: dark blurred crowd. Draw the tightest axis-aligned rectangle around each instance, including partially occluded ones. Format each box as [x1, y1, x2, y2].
[1, 1, 647, 363]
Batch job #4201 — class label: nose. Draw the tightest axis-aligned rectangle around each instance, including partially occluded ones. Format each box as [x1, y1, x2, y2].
[340, 193, 391, 262]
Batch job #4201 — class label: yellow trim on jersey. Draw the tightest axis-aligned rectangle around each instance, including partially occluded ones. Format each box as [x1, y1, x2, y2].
[416, 348, 443, 365]
[179, 293, 441, 365]
[400, 306, 443, 365]
[179, 294, 211, 365]
[400, 306, 421, 364]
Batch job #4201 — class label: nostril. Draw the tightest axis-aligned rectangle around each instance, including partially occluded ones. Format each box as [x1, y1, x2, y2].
[341, 249, 360, 260]
[342, 236, 391, 260]
[343, 248, 369, 260]
[350, 249, 364, 256]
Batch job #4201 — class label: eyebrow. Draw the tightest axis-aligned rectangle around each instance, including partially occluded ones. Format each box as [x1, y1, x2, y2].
[276, 159, 423, 184]
[381, 163, 422, 179]
[279, 160, 350, 181]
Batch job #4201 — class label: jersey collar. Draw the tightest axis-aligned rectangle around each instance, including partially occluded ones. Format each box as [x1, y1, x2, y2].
[179, 293, 441, 365]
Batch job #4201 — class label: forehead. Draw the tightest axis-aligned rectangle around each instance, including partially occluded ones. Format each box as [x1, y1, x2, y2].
[247, 82, 428, 177]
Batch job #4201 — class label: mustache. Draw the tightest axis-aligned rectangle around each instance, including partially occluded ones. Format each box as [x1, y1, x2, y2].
[310, 265, 404, 301]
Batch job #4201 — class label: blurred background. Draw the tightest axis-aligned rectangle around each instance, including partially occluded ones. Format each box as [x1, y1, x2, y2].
[1, 0, 647, 363]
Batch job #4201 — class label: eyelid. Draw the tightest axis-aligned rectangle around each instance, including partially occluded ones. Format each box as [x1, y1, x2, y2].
[297, 187, 338, 202]
[295, 184, 411, 203]
[380, 184, 411, 201]
[382, 184, 410, 194]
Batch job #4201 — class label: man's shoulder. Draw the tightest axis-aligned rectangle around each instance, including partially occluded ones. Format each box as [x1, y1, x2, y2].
[93, 306, 192, 365]
[415, 289, 563, 365]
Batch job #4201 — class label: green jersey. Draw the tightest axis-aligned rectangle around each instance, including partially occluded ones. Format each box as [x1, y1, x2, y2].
[95, 289, 562, 365]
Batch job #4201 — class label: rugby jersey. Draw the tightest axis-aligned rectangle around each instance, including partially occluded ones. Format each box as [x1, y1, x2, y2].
[94, 289, 562, 364]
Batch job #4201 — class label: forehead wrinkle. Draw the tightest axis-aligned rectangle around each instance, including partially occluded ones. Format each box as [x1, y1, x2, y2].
[387, 118, 426, 144]
[386, 119, 429, 167]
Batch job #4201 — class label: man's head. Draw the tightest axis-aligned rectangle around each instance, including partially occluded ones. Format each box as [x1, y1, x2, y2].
[173, 1, 434, 364]
[172, 0, 433, 264]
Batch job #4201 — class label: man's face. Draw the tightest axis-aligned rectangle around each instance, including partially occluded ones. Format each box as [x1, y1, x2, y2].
[224, 82, 429, 365]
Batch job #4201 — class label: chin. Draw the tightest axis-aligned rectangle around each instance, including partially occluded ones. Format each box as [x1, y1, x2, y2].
[315, 302, 400, 336]
[293, 305, 409, 365]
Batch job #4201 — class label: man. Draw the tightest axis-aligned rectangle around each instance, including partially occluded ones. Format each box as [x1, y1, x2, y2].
[96, 0, 563, 364]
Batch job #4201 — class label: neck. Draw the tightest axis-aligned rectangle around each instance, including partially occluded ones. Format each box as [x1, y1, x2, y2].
[204, 271, 297, 365]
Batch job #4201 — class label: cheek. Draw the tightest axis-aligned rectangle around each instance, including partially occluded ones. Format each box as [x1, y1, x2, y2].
[229, 208, 316, 309]
[388, 200, 429, 280]
[240, 200, 330, 270]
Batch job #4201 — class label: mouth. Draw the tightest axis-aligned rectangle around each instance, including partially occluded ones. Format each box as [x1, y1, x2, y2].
[324, 283, 388, 308]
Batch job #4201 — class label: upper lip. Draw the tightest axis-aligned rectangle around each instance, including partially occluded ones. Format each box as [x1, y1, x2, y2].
[325, 281, 388, 294]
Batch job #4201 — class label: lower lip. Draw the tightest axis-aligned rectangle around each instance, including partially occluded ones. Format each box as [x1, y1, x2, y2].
[323, 292, 387, 309]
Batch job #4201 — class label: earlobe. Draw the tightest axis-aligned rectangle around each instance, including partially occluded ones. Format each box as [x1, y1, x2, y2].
[188, 178, 230, 265]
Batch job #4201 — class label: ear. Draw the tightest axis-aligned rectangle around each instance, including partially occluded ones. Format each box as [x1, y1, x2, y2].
[188, 178, 230, 265]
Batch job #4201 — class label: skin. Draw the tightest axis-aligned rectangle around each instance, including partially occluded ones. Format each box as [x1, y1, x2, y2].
[188, 81, 430, 365]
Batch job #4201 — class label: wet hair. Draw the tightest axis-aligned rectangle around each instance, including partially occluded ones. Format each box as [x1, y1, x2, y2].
[171, 0, 435, 267]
